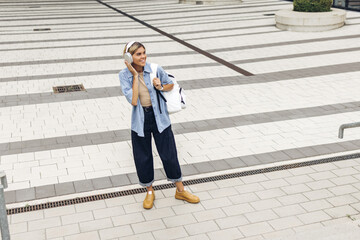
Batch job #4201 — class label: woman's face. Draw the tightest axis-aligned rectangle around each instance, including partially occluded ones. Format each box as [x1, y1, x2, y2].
[132, 47, 146, 67]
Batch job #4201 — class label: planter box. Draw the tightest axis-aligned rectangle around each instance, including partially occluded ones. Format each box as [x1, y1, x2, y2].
[275, 8, 346, 32]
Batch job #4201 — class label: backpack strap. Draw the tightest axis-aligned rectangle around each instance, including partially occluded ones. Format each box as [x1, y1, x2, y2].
[150, 63, 165, 114]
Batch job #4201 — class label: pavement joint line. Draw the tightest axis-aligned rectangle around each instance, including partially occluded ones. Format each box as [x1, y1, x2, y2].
[5, 151, 360, 215]
[1, 100, 360, 154]
[2, 45, 360, 67]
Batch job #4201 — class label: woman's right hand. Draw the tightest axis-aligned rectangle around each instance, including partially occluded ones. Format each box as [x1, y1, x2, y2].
[125, 60, 138, 77]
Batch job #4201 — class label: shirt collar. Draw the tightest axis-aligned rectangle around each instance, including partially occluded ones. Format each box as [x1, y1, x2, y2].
[124, 62, 151, 78]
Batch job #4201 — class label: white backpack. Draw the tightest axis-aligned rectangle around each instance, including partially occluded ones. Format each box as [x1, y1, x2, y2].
[150, 63, 186, 114]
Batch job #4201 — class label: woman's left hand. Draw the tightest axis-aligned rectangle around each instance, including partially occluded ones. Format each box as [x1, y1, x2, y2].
[152, 78, 162, 90]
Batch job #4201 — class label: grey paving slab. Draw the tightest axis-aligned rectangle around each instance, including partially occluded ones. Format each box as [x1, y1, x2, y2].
[15, 187, 35, 203]
[92, 177, 113, 190]
[54, 182, 76, 196]
[110, 174, 131, 187]
[74, 179, 94, 193]
[35, 185, 56, 199]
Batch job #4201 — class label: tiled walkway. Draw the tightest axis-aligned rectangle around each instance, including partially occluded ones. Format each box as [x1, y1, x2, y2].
[7, 157, 360, 239]
[1, 0, 360, 239]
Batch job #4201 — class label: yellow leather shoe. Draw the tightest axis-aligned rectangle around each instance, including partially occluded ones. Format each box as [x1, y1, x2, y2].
[175, 189, 200, 203]
[143, 190, 155, 209]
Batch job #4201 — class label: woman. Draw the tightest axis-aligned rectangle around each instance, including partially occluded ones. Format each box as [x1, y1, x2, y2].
[119, 41, 200, 209]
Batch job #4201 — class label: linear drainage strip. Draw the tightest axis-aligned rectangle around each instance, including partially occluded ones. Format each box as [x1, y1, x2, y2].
[6, 152, 360, 215]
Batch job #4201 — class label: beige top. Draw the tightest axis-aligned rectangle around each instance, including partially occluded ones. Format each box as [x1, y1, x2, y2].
[138, 73, 152, 107]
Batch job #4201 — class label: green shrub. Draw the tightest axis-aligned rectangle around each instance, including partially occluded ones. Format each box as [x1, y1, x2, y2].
[293, 0, 332, 12]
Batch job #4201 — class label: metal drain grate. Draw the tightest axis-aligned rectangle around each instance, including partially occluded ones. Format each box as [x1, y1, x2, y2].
[263, 13, 275, 16]
[53, 84, 85, 93]
[6, 152, 360, 215]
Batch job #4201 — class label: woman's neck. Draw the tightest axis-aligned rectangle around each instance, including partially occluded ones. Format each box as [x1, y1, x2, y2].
[133, 64, 143, 73]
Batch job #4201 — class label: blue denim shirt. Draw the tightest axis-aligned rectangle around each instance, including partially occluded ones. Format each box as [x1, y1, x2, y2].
[119, 62, 173, 137]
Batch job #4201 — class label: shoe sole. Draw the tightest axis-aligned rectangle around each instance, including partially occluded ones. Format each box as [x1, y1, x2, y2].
[175, 195, 200, 204]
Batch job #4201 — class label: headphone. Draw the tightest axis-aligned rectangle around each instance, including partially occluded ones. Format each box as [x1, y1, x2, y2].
[124, 41, 135, 63]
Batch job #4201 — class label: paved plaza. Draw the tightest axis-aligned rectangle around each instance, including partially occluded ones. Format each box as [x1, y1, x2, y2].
[1, 0, 360, 239]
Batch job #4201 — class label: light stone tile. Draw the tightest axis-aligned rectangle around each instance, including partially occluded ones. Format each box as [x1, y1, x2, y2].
[65, 231, 100, 240]
[201, 197, 233, 210]
[264, 170, 293, 180]
[293, 222, 323, 233]
[273, 204, 306, 217]
[303, 189, 334, 200]
[281, 184, 312, 195]
[250, 198, 282, 211]
[284, 175, 313, 185]
[214, 178, 243, 188]
[215, 215, 249, 229]
[262, 229, 295, 239]
[123, 202, 152, 214]
[268, 216, 303, 230]
[330, 176, 358, 185]
[321, 217, 353, 226]
[61, 211, 94, 225]
[255, 188, 286, 199]
[93, 206, 125, 219]
[259, 179, 289, 189]
[12, 230, 46, 240]
[300, 199, 333, 212]
[324, 205, 359, 218]
[244, 209, 278, 223]
[184, 220, 219, 235]
[162, 213, 198, 228]
[142, 207, 175, 221]
[120, 232, 155, 240]
[327, 195, 359, 206]
[73, 200, 105, 213]
[222, 203, 255, 217]
[238, 222, 274, 237]
[181, 234, 210, 240]
[9, 222, 27, 235]
[297, 211, 332, 224]
[328, 185, 359, 196]
[112, 212, 145, 226]
[310, 163, 338, 172]
[235, 183, 264, 194]
[154, 196, 185, 208]
[208, 187, 239, 198]
[79, 218, 113, 232]
[28, 216, 61, 231]
[131, 219, 166, 234]
[193, 208, 226, 222]
[46, 224, 80, 239]
[105, 195, 136, 207]
[152, 226, 188, 240]
[309, 171, 337, 181]
[172, 202, 205, 215]
[99, 225, 133, 239]
[240, 174, 269, 184]
[305, 180, 336, 190]
[287, 167, 316, 176]
[44, 205, 75, 218]
[207, 227, 243, 240]
[332, 167, 358, 177]
[228, 192, 260, 204]
[11, 210, 44, 224]
[188, 182, 219, 193]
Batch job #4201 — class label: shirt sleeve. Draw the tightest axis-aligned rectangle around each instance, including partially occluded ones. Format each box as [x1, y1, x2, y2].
[157, 65, 173, 85]
[119, 71, 134, 104]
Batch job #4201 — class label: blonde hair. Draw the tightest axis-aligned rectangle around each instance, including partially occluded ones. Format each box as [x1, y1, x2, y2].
[123, 41, 145, 55]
